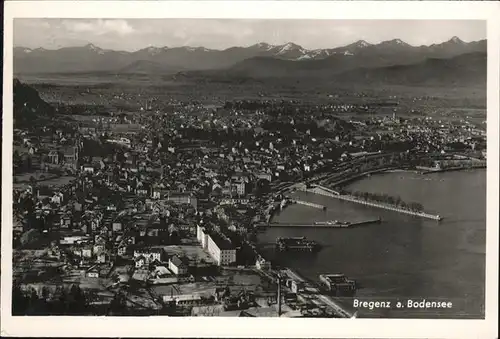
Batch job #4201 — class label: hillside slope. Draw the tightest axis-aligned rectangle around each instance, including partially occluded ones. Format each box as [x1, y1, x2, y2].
[13, 78, 54, 125]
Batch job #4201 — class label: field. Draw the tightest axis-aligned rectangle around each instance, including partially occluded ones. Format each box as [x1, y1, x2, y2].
[16, 73, 486, 119]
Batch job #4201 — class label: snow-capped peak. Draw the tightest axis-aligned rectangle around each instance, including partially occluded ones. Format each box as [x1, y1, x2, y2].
[23, 48, 32, 53]
[277, 42, 303, 54]
[297, 54, 312, 60]
[449, 36, 464, 44]
[146, 46, 163, 55]
[256, 42, 270, 48]
[355, 40, 371, 48]
[183, 46, 211, 52]
[380, 39, 409, 47]
[85, 43, 106, 54]
[86, 43, 99, 51]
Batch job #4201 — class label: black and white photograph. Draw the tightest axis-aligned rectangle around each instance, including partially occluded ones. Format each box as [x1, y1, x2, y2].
[2, 1, 499, 338]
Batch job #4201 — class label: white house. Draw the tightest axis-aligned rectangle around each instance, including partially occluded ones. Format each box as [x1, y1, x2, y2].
[168, 256, 189, 275]
[133, 248, 163, 265]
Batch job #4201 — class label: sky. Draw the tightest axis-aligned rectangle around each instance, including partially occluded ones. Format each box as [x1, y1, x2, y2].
[14, 19, 486, 51]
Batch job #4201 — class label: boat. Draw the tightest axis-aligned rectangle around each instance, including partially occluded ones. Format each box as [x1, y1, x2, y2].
[314, 220, 352, 227]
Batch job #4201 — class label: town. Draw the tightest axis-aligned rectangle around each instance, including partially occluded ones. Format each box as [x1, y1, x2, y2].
[12, 74, 486, 317]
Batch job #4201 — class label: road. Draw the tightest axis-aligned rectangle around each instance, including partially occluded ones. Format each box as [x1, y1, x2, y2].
[280, 268, 353, 318]
[316, 294, 353, 318]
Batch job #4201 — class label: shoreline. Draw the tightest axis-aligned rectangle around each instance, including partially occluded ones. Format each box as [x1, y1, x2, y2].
[420, 165, 486, 175]
[321, 165, 486, 188]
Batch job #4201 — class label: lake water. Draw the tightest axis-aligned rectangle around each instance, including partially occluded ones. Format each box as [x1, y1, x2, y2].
[257, 170, 486, 318]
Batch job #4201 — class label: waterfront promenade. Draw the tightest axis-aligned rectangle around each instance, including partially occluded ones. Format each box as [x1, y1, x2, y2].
[302, 185, 442, 221]
[317, 166, 400, 187]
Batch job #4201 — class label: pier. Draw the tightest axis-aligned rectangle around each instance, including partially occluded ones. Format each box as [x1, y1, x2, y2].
[258, 218, 381, 228]
[293, 200, 326, 210]
[306, 186, 442, 221]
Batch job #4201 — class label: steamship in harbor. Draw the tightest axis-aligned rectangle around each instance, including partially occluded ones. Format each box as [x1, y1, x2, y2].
[314, 220, 350, 227]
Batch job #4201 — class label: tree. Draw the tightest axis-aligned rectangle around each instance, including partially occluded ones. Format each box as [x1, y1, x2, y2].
[12, 284, 28, 315]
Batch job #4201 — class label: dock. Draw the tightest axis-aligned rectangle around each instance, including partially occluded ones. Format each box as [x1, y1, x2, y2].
[276, 237, 320, 252]
[258, 218, 381, 228]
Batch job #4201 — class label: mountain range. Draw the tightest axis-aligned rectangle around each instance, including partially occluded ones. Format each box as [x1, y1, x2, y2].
[14, 36, 486, 76]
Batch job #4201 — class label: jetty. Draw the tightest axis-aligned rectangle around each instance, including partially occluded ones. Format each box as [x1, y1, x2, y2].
[293, 200, 326, 210]
[258, 218, 381, 228]
[303, 185, 442, 221]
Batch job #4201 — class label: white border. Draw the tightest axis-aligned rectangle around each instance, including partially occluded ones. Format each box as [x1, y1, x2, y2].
[2, 1, 499, 338]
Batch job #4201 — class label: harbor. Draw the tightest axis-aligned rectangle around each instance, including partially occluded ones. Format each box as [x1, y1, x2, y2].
[257, 169, 485, 319]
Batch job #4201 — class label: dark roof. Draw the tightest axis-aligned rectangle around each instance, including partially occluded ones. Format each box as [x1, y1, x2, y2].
[169, 255, 188, 267]
[168, 191, 193, 197]
[135, 248, 163, 255]
[207, 231, 234, 250]
[37, 186, 54, 196]
[61, 146, 76, 155]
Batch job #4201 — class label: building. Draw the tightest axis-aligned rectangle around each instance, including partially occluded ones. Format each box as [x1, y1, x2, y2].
[233, 181, 246, 196]
[196, 224, 209, 249]
[206, 232, 236, 266]
[163, 294, 202, 306]
[47, 150, 59, 164]
[255, 256, 271, 271]
[112, 222, 123, 232]
[81, 164, 95, 174]
[166, 191, 198, 210]
[168, 255, 189, 275]
[133, 248, 163, 265]
[135, 255, 146, 268]
[256, 172, 272, 182]
[61, 145, 79, 170]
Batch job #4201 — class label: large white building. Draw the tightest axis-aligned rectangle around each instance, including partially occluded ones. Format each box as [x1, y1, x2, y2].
[197, 224, 209, 249]
[206, 232, 236, 266]
[197, 225, 236, 266]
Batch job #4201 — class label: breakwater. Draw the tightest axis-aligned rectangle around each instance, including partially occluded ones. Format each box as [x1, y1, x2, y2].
[305, 186, 442, 221]
[259, 218, 381, 228]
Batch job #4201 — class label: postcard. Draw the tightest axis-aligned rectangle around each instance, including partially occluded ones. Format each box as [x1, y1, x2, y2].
[1, 1, 499, 338]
